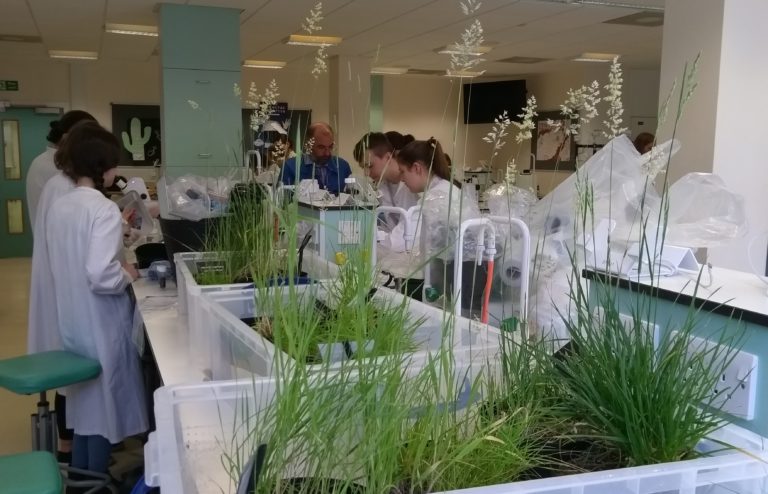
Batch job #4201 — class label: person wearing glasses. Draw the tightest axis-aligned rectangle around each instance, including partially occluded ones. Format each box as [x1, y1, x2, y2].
[280, 122, 351, 195]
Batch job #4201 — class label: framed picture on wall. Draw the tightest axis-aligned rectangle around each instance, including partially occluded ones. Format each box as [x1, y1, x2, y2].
[531, 111, 577, 171]
[111, 104, 162, 166]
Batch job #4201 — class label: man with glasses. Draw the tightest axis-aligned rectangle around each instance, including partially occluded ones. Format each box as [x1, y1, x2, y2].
[280, 122, 352, 195]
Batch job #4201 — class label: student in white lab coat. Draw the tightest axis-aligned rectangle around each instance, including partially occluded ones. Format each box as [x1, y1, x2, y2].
[28, 112, 97, 464]
[397, 138, 486, 314]
[25, 110, 95, 226]
[46, 121, 147, 474]
[396, 137, 462, 198]
[28, 165, 79, 463]
[354, 132, 419, 232]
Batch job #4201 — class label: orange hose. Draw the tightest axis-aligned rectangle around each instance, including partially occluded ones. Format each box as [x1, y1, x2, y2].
[273, 214, 279, 242]
[481, 259, 494, 324]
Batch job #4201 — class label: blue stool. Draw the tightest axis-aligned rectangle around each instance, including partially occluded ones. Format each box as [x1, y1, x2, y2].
[0, 451, 61, 494]
[0, 350, 116, 493]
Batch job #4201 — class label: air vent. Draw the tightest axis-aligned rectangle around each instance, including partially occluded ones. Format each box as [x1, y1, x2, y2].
[0, 34, 42, 43]
[603, 11, 664, 27]
[497, 56, 551, 64]
[406, 68, 446, 76]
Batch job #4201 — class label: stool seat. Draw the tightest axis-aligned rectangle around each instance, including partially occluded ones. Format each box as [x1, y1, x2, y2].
[0, 351, 101, 395]
[0, 451, 61, 494]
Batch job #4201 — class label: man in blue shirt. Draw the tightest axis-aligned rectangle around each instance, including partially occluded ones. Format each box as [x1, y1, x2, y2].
[280, 122, 352, 195]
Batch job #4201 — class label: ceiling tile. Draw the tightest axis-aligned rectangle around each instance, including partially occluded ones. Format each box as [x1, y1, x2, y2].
[29, 0, 105, 51]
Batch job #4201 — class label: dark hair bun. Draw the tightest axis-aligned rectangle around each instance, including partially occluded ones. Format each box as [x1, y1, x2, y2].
[46, 110, 96, 145]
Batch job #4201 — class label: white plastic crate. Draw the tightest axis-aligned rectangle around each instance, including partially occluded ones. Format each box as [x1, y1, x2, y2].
[201, 285, 500, 380]
[146, 376, 768, 494]
[176, 251, 340, 370]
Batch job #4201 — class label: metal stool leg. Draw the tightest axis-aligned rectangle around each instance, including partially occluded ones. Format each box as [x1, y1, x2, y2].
[31, 390, 57, 453]
[64, 465, 118, 494]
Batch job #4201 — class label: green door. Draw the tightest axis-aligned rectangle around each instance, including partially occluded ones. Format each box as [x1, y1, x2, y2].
[0, 107, 61, 258]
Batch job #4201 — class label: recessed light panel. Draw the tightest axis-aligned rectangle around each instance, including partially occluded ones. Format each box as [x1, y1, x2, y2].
[284, 34, 342, 47]
[49, 50, 99, 60]
[105, 23, 158, 37]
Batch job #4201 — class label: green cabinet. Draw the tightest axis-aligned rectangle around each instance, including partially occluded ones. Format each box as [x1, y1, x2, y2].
[159, 4, 240, 72]
[159, 4, 243, 176]
[161, 68, 242, 174]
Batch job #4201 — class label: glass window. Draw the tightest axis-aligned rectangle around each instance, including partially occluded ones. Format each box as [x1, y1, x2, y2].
[2, 120, 21, 180]
[7, 199, 24, 234]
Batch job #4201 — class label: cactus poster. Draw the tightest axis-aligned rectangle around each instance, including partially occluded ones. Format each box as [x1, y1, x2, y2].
[110, 104, 161, 166]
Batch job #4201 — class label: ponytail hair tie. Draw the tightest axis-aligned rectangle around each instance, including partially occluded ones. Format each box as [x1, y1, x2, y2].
[428, 137, 436, 148]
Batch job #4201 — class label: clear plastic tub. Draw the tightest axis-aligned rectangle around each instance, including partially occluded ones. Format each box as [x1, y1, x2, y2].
[201, 285, 500, 380]
[146, 377, 768, 494]
[177, 251, 339, 372]
[174, 252, 253, 371]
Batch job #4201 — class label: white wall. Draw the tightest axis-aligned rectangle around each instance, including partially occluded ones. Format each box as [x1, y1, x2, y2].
[240, 67, 330, 125]
[0, 59, 71, 109]
[381, 75, 463, 158]
[1, 56, 660, 197]
[708, 0, 768, 270]
[381, 65, 660, 195]
[657, 0, 724, 186]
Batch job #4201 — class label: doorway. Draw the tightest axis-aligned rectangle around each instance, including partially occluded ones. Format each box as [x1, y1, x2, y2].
[0, 106, 61, 258]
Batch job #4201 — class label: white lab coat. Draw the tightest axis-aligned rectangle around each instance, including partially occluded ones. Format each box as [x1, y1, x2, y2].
[47, 187, 148, 443]
[25, 146, 57, 225]
[378, 181, 419, 232]
[27, 172, 74, 355]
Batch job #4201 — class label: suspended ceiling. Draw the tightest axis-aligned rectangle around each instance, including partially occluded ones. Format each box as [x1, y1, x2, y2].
[0, 0, 665, 76]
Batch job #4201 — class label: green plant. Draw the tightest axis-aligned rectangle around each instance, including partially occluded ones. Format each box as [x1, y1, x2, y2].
[557, 283, 743, 466]
[546, 54, 746, 468]
[197, 184, 282, 286]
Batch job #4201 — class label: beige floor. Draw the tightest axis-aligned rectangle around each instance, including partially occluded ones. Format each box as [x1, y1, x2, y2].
[0, 257, 38, 455]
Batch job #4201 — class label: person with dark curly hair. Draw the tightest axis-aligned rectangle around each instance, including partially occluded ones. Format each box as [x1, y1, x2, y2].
[45, 120, 147, 475]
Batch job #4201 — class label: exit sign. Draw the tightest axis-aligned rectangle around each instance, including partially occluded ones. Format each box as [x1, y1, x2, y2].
[0, 80, 19, 91]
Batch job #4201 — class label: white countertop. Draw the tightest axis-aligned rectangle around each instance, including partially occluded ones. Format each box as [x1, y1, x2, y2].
[595, 266, 768, 321]
[134, 278, 208, 385]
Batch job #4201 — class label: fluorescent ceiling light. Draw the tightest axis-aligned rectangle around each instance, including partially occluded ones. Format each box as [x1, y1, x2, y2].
[437, 44, 493, 56]
[284, 34, 342, 47]
[49, 50, 98, 60]
[371, 67, 408, 75]
[445, 69, 486, 78]
[105, 23, 158, 37]
[572, 52, 619, 63]
[242, 60, 286, 69]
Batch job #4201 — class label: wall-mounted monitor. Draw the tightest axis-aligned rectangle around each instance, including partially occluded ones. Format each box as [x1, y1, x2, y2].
[462, 80, 527, 124]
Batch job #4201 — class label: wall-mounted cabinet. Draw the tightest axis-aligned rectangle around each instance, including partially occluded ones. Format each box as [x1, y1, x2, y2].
[159, 4, 240, 72]
[161, 68, 242, 173]
[159, 4, 242, 176]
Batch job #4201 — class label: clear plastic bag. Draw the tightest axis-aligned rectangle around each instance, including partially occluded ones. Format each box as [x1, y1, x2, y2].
[666, 172, 747, 247]
[526, 135, 680, 341]
[422, 182, 481, 262]
[166, 175, 210, 221]
[485, 183, 537, 221]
